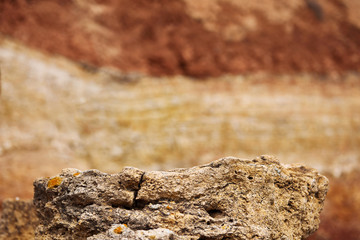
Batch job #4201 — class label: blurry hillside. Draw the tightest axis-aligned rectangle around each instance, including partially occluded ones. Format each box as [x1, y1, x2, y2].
[1, 38, 360, 239]
[0, 1, 360, 239]
[0, 0, 359, 77]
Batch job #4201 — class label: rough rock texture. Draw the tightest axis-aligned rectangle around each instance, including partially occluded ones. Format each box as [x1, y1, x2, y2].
[33, 156, 328, 240]
[0, 0, 360, 77]
[88, 224, 183, 240]
[0, 199, 38, 240]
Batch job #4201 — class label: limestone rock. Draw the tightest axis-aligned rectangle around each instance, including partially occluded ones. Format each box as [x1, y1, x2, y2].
[88, 224, 183, 240]
[0, 199, 38, 240]
[33, 156, 329, 239]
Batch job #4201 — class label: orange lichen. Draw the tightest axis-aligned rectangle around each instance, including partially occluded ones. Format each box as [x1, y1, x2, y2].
[47, 176, 63, 189]
[114, 224, 127, 234]
[166, 205, 172, 210]
[73, 172, 81, 176]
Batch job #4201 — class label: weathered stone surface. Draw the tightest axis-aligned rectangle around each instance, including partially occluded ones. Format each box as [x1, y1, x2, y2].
[0, 199, 38, 240]
[33, 156, 329, 239]
[88, 224, 183, 240]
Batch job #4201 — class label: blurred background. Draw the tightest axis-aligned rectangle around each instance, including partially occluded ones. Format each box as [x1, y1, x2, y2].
[0, 0, 359, 239]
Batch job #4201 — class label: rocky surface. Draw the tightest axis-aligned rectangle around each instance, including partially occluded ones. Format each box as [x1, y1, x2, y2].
[0, 199, 38, 240]
[1, 0, 360, 77]
[33, 156, 328, 239]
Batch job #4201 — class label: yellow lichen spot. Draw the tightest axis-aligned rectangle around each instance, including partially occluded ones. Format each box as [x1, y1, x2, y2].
[47, 176, 63, 189]
[149, 235, 156, 240]
[166, 205, 172, 210]
[221, 225, 229, 230]
[73, 172, 81, 177]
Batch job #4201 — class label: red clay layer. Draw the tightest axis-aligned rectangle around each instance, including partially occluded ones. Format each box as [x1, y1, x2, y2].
[0, 0, 359, 77]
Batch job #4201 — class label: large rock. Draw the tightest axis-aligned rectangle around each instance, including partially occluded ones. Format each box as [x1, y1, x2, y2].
[33, 156, 328, 239]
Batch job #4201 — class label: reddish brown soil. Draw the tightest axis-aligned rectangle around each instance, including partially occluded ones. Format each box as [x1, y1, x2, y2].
[0, 0, 359, 77]
[308, 170, 360, 240]
[0, 149, 89, 213]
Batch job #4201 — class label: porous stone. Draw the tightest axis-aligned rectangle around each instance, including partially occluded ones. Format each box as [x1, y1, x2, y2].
[0, 199, 39, 240]
[33, 156, 329, 239]
[88, 224, 183, 240]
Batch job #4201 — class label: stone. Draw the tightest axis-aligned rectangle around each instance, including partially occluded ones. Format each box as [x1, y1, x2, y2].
[0, 199, 38, 240]
[33, 156, 329, 239]
[88, 224, 183, 240]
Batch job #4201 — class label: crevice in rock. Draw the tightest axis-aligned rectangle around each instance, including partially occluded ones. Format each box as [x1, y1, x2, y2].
[198, 237, 216, 240]
[110, 202, 129, 209]
[199, 236, 229, 240]
[133, 172, 146, 208]
[221, 182, 237, 189]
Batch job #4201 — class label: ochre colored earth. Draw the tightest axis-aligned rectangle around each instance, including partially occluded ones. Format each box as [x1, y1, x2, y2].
[0, 0, 360, 77]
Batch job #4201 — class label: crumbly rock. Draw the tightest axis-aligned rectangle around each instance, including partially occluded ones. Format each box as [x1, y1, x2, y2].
[32, 156, 329, 239]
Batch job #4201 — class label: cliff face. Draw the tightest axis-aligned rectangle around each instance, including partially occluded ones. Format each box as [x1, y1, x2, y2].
[0, 0, 359, 77]
[29, 156, 328, 240]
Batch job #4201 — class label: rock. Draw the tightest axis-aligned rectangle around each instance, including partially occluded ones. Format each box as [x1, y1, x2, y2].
[33, 156, 329, 239]
[0, 199, 38, 240]
[88, 224, 183, 240]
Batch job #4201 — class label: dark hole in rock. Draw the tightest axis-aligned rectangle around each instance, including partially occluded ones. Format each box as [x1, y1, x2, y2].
[133, 199, 147, 209]
[110, 202, 123, 208]
[199, 237, 230, 240]
[198, 237, 217, 240]
[206, 209, 225, 219]
[315, 191, 320, 198]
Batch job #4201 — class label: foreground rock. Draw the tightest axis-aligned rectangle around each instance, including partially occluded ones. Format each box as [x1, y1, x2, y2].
[33, 156, 328, 239]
